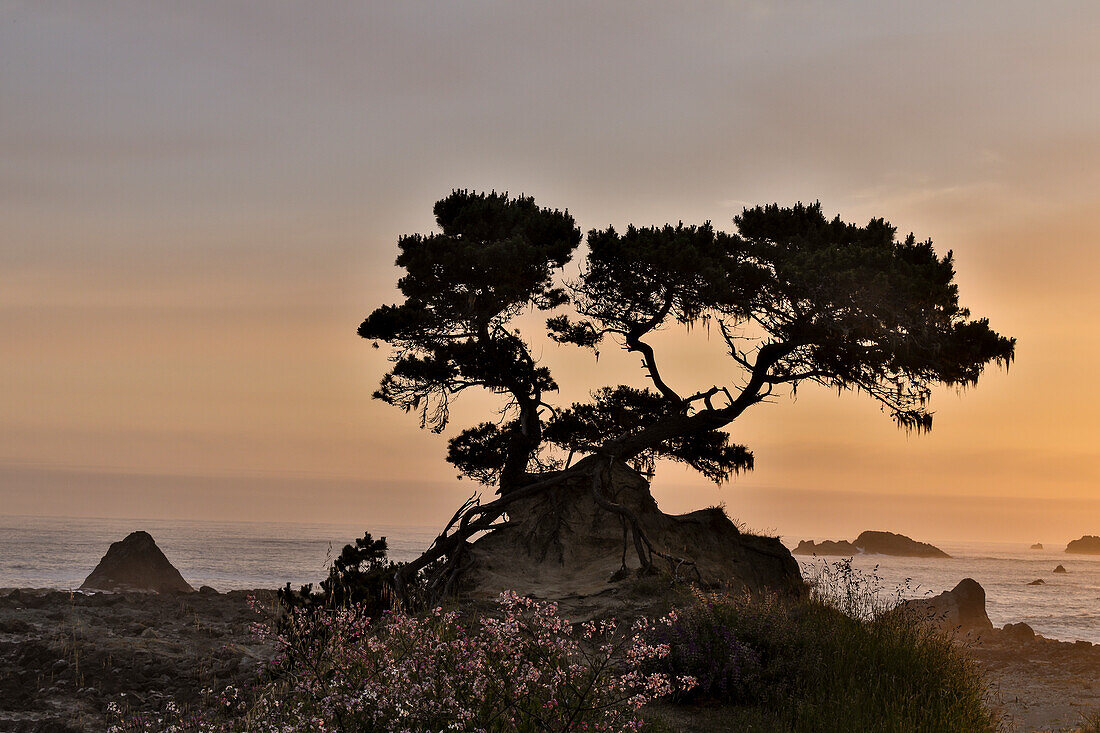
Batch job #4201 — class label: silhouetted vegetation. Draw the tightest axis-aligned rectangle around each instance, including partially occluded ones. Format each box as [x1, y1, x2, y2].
[644, 570, 997, 732]
[359, 190, 1016, 605]
[278, 532, 428, 617]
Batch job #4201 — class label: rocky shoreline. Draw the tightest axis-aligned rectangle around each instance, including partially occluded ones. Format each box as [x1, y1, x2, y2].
[971, 627, 1100, 732]
[2, 586, 1098, 732]
[0, 588, 275, 732]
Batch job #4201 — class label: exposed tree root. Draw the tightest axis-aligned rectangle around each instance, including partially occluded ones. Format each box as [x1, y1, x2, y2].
[395, 455, 701, 609]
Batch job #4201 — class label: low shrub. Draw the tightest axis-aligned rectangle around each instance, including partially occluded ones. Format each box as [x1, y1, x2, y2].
[647, 562, 998, 732]
[277, 530, 398, 618]
[110, 592, 694, 732]
[648, 594, 763, 701]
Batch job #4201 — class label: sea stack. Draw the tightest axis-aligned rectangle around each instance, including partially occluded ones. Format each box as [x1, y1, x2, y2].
[1030, 542, 1043, 550]
[793, 530, 950, 558]
[80, 531, 194, 593]
[1065, 535, 1100, 555]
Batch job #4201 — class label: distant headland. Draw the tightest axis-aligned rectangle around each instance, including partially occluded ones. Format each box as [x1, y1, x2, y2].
[792, 530, 951, 558]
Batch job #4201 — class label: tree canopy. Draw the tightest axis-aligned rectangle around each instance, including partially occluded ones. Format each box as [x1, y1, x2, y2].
[358, 189, 580, 489]
[360, 192, 1015, 599]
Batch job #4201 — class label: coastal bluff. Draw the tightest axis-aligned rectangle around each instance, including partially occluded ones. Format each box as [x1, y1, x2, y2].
[80, 531, 194, 593]
[1065, 535, 1100, 554]
[793, 530, 950, 558]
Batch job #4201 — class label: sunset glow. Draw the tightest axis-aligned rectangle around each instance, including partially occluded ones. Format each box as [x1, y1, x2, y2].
[3, 2, 1098, 542]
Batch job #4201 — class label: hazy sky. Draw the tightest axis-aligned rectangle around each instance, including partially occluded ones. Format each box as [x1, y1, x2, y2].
[3, 1, 1099, 543]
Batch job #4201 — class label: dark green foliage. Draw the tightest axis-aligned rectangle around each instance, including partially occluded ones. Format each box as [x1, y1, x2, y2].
[359, 189, 580, 489]
[555, 202, 1014, 472]
[362, 192, 1014, 492]
[648, 588, 998, 732]
[446, 422, 513, 485]
[358, 190, 578, 432]
[278, 532, 396, 618]
[731, 202, 1016, 430]
[543, 386, 753, 483]
[650, 595, 763, 701]
[548, 222, 757, 350]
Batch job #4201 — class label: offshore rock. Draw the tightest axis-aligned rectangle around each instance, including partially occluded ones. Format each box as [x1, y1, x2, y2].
[80, 531, 194, 593]
[1065, 535, 1100, 555]
[1002, 621, 1036, 641]
[1053, 565, 1067, 574]
[904, 578, 993, 633]
[852, 530, 951, 557]
[1030, 542, 1044, 550]
[456, 459, 803, 610]
[793, 539, 858, 556]
[793, 530, 950, 558]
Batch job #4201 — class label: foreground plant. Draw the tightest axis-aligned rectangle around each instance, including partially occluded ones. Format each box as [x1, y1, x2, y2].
[109, 591, 693, 733]
[646, 564, 998, 732]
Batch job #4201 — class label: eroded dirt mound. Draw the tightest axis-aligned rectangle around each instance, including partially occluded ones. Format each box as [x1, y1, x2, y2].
[457, 460, 802, 608]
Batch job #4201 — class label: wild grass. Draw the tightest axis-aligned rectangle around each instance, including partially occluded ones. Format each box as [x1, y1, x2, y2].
[645, 560, 998, 733]
[1077, 710, 1100, 733]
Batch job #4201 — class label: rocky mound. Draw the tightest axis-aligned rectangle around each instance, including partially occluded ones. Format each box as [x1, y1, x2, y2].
[854, 531, 950, 557]
[902, 577, 992, 633]
[1065, 535, 1100, 554]
[1053, 564, 1067, 573]
[456, 460, 803, 607]
[1030, 542, 1043, 550]
[793, 539, 857, 555]
[793, 530, 950, 558]
[80, 531, 194, 593]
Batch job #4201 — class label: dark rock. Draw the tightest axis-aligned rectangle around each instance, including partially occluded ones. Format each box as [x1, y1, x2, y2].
[903, 578, 993, 632]
[792, 539, 859, 556]
[1053, 564, 1067, 573]
[198, 585, 219, 595]
[793, 530, 950, 558]
[79, 531, 194, 593]
[1030, 542, 1043, 550]
[853, 531, 951, 558]
[1028, 578, 1045, 585]
[0, 618, 32, 633]
[1065, 535, 1100, 555]
[1003, 622, 1035, 641]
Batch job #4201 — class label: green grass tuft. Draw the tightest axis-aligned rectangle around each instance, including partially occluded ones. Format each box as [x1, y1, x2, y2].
[648, 561, 999, 732]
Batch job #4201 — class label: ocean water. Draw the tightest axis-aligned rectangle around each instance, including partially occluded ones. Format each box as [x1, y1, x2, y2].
[794, 541, 1100, 644]
[0, 516, 1096, 643]
[0, 515, 439, 593]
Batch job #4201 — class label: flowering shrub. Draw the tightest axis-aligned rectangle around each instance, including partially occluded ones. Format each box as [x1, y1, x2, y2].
[647, 594, 762, 701]
[109, 591, 693, 732]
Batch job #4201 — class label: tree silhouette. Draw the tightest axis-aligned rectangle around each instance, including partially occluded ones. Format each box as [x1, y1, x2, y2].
[360, 193, 1015, 605]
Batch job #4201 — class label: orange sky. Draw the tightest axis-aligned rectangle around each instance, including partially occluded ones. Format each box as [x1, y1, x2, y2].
[2, 3, 1099, 543]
